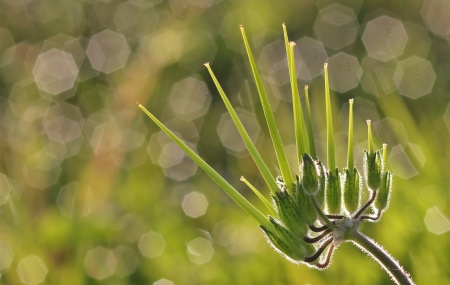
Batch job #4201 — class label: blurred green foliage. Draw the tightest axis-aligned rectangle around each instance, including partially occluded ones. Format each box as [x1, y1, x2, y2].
[0, 0, 450, 284]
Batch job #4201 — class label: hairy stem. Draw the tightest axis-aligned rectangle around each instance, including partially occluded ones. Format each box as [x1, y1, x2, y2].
[349, 230, 415, 285]
[310, 195, 335, 230]
[353, 190, 376, 219]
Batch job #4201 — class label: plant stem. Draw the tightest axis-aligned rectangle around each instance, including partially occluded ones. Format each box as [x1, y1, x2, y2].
[310, 196, 335, 230]
[349, 230, 415, 285]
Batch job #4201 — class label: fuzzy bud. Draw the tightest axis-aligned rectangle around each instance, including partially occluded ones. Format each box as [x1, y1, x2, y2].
[272, 184, 307, 238]
[364, 150, 383, 191]
[326, 168, 342, 214]
[260, 216, 314, 262]
[315, 160, 326, 209]
[300, 153, 320, 195]
[374, 171, 393, 212]
[342, 167, 362, 215]
[294, 176, 317, 225]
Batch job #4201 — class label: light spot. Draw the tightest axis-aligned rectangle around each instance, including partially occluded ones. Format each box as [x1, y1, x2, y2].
[17, 255, 48, 285]
[57, 182, 93, 218]
[138, 231, 166, 258]
[314, 4, 359, 50]
[84, 246, 117, 280]
[393, 56, 436, 99]
[327, 52, 362, 93]
[187, 237, 214, 264]
[86, 30, 130, 74]
[168, 77, 211, 121]
[362, 15, 408, 61]
[424, 206, 450, 235]
[217, 108, 260, 157]
[182, 191, 208, 218]
[32, 49, 78, 95]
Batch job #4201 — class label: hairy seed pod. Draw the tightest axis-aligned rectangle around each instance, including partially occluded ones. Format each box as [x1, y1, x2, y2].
[271, 190, 307, 238]
[260, 217, 306, 261]
[294, 176, 317, 224]
[374, 171, 393, 212]
[300, 153, 319, 194]
[342, 167, 362, 215]
[364, 150, 383, 191]
[315, 160, 326, 209]
[326, 168, 341, 214]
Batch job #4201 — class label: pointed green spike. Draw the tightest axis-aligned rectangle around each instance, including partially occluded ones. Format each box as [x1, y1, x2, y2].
[367, 120, 373, 156]
[204, 63, 278, 194]
[324, 63, 335, 170]
[304, 85, 316, 158]
[282, 23, 291, 70]
[289, 42, 309, 161]
[382, 143, 387, 165]
[347, 99, 354, 171]
[240, 25, 294, 192]
[137, 102, 274, 231]
[240, 176, 276, 216]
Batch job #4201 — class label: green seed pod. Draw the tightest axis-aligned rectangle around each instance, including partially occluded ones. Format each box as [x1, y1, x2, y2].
[374, 171, 393, 212]
[271, 190, 307, 238]
[342, 167, 362, 215]
[260, 217, 306, 261]
[294, 176, 317, 225]
[315, 160, 326, 209]
[364, 149, 383, 191]
[326, 168, 341, 214]
[300, 153, 319, 194]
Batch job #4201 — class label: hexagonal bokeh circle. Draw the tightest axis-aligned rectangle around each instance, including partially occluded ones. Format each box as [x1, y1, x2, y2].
[187, 237, 214, 264]
[295, 37, 328, 78]
[32, 49, 78, 95]
[57, 182, 93, 218]
[388, 145, 418, 179]
[84, 246, 117, 280]
[17, 255, 48, 285]
[424, 206, 450, 235]
[182, 191, 208, 218]
[360, 57, 398, 96]
[362, 15, 408, 62]
[86, 30, 130, 73]
[393, 56, 436, 99]
[257, 40, 310, 85]
[403, 21, 432, 58]
[43, 102, 84, 144]
[327, 53, 362, 93]
[314, 4, 359, 50]
[147, 130, 199, 181]
[114, 246, 139, 277]
[138, 231, 166, 258]
[168, 76, 212, 120]
[217, 108, 260, 157]
[422, 0, 450, 39]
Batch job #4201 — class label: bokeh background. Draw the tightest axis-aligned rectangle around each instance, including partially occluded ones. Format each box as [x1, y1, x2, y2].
[0, 0, 449, 284]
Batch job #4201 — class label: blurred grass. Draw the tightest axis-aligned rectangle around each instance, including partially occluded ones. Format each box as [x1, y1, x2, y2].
[0, 0, 450, 284]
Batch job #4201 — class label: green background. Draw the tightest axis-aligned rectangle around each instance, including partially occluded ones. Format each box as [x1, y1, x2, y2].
[0, 0, 449, 284]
